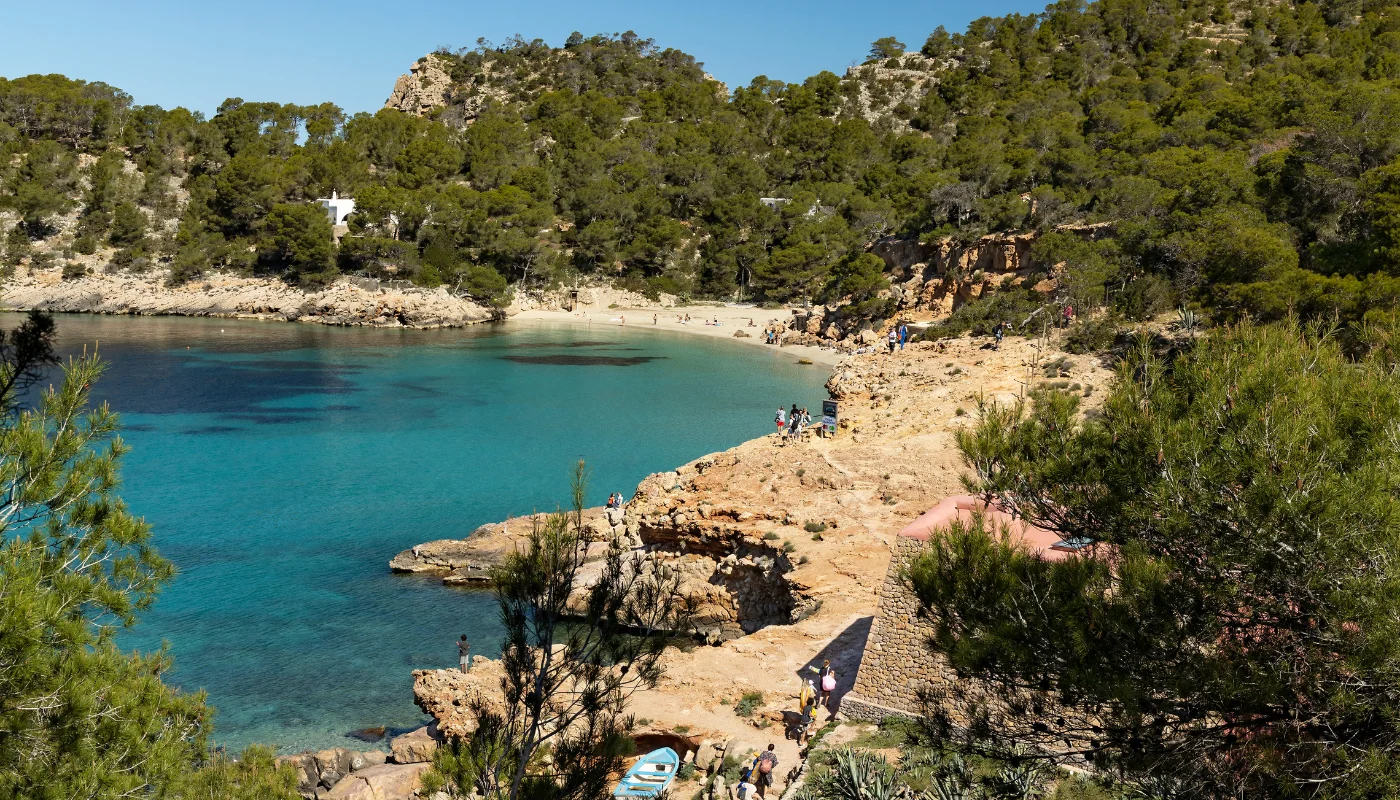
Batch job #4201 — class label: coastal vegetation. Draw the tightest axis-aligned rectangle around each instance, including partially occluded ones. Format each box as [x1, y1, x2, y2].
[427, 461, 688, 800]
[909, 320, 1400, 798]
[4, 0, 1400, 330]
[0, 311, 299, 799]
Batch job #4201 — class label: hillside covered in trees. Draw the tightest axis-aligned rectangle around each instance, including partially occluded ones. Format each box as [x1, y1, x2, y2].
[5, 0, 1400, 328]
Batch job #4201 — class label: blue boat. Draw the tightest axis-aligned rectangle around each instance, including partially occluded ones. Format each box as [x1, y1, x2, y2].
[614, 747, 681, 797]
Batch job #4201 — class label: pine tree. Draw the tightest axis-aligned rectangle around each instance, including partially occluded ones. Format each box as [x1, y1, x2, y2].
[909, 321, 1400, 798]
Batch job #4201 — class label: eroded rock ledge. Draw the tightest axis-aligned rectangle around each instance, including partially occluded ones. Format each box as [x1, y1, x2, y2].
[393, 462, 819, 642]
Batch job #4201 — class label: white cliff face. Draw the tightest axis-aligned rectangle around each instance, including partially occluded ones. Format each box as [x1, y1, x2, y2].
[1, 268, 502, 329]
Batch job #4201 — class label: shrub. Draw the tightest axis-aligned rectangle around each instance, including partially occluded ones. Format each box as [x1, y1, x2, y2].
[763, 531, 780, 540]
[1063, 314, 1121, 354]
[734, 691, 763, 717]
[804, 521, 828, 533]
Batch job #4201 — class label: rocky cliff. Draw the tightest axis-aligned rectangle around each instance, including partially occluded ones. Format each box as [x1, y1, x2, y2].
[2, 267, 501, 328]
[785, 224, 1114, 346]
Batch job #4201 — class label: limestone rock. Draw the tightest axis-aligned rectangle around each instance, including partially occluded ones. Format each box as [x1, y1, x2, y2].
[696, 740, 717, 771]
[324, 762, 430, 800]
[383, 55, 453, 117]
[390, 722, 444, 764]
[2, 268, 499, 330]
[412, 663, 509, 739]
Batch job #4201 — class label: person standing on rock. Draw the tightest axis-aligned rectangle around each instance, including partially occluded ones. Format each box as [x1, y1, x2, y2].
[458, 635, 472, 673]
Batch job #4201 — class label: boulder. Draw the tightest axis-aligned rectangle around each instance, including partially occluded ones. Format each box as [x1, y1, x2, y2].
[390, 722, 444, 764]
[695, 740, 717, 771]
[733, 330, 750, 338]
[276, 753, 319, 798]
[313, 748, 358, 789]
[324, 762, 431, 800]
[858, 329, 877, 345]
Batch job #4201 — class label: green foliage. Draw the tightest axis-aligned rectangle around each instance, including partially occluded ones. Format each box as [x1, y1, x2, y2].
[156, 746, 300, 800]
[427, 460, 683, 800]
[0, 312, 216, 798]
[11, 8, 1400, 320]
[910, 321, 1400, 797]
[109, 202, 148, 248]
[932, 285, 1047, 338]
[1061, 313, 1122, 354]
[256, 203, 334, 282]
[869, 38, 907, 61]
[734, 691, 764, 717]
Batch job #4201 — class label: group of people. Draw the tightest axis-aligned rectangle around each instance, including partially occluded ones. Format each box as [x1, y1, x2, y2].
[763, 326, 784, 345]
[735, 660, 839, 800]
[774, 404, 812, 444]
[884, 322, 910, 353]
[606, 492, 626, 509]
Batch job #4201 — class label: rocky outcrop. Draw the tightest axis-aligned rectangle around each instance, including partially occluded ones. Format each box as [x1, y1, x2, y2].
[2, 268, 501, 329]
[383, 54, 454, 117]
[323, 762, 431, 800]
[395, 459, 820, 645]
[413, 661, 510, 739]
[389, 722, 445, 764]
[278, 748, 387, 798]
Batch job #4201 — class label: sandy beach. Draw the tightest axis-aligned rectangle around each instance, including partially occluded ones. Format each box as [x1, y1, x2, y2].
[511, 303, 844, 366]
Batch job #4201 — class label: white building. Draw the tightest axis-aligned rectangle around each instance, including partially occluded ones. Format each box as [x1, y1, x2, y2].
[317, 191, 356, 226]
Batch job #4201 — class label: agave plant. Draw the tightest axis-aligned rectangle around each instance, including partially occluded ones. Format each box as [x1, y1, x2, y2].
[800, 748, 906, 800]
[1175, 306, 1199, 333]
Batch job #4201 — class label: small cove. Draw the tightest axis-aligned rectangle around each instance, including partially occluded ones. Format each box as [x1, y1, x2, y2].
[16, 313, 829, 754]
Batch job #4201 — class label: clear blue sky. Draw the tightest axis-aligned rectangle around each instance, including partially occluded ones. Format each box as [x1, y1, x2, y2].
[2, 0, 1045, 116]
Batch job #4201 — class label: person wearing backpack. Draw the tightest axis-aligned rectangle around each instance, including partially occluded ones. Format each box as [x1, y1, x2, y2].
[818, 660, 837, 709]
[752, 745, 779, 798]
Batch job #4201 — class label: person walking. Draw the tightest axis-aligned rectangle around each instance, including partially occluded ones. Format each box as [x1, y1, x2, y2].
[898, 322, 908, 350]
[458, 635, 472, 673]
[887, 328, 897, 353]
[818, 660, 837, 708]
[993, 321, 1005, 350]
[653, 313, 658, 325]
[753, 745, 779, 798]
[775, 406, 787, 439]
[797, 680, 818, 745]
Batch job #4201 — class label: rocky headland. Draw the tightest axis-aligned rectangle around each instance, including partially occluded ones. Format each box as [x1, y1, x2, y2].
[1, 267, 501, 328]
[393, 333, 1116, 799]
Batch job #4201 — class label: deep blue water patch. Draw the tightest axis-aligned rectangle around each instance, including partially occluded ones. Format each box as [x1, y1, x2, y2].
[16, 313, 826, 754]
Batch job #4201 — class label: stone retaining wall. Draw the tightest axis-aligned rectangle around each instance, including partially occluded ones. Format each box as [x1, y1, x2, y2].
[841, 535, 954, 722]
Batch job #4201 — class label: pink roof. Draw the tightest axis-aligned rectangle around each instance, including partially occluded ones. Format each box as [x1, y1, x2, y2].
[898, 494, 1078, 562]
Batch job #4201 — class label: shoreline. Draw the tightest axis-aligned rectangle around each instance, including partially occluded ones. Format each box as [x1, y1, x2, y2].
[1, 265, 848, 365]
[396, 335, 1119, 800]
[510, 306, 844, 365]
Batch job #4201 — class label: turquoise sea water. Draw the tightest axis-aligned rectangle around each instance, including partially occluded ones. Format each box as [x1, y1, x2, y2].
[19, 313, 828, 754]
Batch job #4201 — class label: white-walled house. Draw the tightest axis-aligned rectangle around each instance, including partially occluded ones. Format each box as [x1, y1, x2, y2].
[317, 191, 356, 226]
